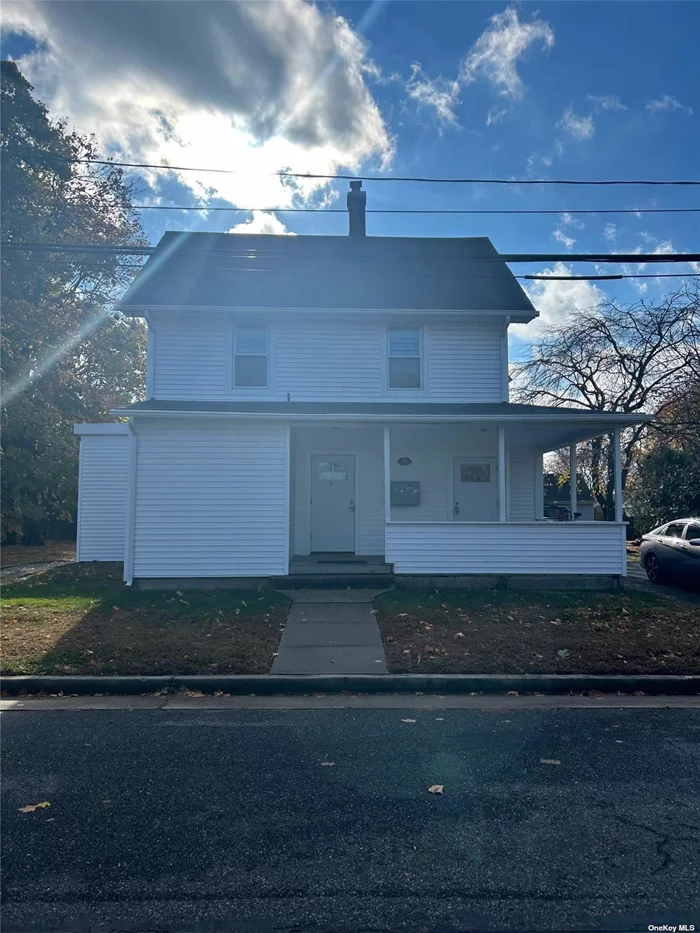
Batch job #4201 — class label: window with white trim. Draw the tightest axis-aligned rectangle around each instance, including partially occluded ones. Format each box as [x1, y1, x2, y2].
[234, 324, 268, 387]
[388, 326, 421, 389]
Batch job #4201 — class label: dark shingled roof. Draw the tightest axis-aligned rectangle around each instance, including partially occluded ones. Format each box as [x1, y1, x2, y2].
[119, 232, 537, 316]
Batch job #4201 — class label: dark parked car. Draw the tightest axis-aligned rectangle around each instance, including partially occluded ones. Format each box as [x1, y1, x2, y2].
[639, 518, 700, 586]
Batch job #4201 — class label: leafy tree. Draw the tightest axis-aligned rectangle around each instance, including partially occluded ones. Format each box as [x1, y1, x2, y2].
[1, 61, 147, 544]
[625, 382, 700, 532]
[513, 286, 700, 520]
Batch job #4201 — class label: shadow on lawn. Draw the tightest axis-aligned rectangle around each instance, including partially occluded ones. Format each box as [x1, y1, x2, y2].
[2, 563, 290, 676]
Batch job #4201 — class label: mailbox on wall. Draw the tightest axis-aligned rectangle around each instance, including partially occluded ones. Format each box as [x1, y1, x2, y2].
[390, 481, 421, 506]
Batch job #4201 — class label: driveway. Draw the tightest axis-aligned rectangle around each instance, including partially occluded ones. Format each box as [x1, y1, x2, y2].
[2, 706, 699, 932]
[626, 557, 700, 606]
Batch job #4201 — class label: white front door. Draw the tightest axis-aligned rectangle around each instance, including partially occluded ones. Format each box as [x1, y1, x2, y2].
[453, 457, 499, 521]
[310, 454, 356, 552]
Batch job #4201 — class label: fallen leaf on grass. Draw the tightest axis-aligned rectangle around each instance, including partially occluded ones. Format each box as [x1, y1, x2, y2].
[556, 649, 570, 659]
[427, 785, 444, 794]
[401, 718, 416, 723]
[320, 761, 336, 767]
[507, 691, 519, 696]
[540, 759, 561, 766]
[19, 802, 51, 813]
[435, 717, 444, 721]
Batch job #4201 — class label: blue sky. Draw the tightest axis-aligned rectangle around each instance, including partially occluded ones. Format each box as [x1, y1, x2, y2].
[2, 1, 698, 348]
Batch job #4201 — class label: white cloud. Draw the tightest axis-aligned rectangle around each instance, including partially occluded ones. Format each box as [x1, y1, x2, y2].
[552, 229, 576, 251]
[525, 153, 553, 174]
[486, 107, 507, 126]
[228, 211, 295, 236]
[2, 0, 393, 213]
[406, 63, 460, 127]
[586, 94, 627, 111]
[512, 263, 604, 338]
[460, 7, 554, 100]
[558, 106, 595, 140]
[604, 223, 617, 243]
[646, 95, 693, 114]
[560, 211, 584, 230]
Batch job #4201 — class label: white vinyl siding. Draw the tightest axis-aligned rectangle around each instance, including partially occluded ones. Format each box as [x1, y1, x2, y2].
[428, 323, 503, 401]
[292, 426, 384, 556]
[132, 420, 288, 578]
[386, 522, 627, 575]
[76, 431, 129, 561]
[150, 315, 505, 403]
[508, 452, 536, 521]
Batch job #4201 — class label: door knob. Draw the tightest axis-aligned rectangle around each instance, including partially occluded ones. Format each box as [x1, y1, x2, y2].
[454, 501, 460, 515]
[349, 500, 355, 512]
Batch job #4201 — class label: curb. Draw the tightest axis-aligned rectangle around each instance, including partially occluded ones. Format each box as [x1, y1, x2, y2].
[2, 673, 699, 696]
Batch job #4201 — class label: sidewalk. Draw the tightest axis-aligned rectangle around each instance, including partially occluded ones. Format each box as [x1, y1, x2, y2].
[271, 589, 388, 674]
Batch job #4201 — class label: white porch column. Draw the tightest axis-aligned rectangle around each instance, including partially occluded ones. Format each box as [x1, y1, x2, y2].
[383, 426, 391, 524]
[569, 444, 577, 519]
[498, 426, 507, 522]
[613, 428, 623, 522]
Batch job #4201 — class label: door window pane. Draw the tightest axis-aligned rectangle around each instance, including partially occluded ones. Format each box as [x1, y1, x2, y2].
[684, 524, 700, 540]
[389, 327, 420, 357]
[460, 464, 491, 483]
[236, 326, 267, 355]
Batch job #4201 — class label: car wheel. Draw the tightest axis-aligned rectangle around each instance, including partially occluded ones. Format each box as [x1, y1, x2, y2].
[644, 553, 664, 583]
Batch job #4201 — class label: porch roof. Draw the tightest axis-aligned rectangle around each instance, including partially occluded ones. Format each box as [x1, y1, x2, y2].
[113, 399, 652, 450]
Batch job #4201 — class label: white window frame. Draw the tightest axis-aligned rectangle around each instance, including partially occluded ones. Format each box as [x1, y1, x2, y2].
[231, 323, 271, 391]
[384, 324, 427, 394]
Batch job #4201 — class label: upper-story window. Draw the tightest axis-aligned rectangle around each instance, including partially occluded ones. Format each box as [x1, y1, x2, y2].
[234, 324, 268, 387]
[388, 326, 421, 389]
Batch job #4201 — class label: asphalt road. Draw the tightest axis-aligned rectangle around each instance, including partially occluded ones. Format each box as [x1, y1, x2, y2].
[2, 708, 699, 933]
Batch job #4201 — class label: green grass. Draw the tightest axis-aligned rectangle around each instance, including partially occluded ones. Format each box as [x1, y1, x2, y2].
[2, 563, 290, 676]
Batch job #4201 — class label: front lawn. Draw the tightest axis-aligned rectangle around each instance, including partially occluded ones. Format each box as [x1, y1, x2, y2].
[375, 588, 700, 675]
[1, 563, 290, 676]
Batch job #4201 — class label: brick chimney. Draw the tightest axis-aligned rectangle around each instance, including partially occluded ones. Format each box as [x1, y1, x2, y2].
[347, 180, 366, 237]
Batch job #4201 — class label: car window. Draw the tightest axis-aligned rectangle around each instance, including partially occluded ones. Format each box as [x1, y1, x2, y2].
[684, 523, 700, 541]
[649, 524, 667, 536]
[665, 523, 686, 538]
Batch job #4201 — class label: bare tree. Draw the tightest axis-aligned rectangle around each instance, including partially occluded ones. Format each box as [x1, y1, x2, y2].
[512, 285, 700, 519]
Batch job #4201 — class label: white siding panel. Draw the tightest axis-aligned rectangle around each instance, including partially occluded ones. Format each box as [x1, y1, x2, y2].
[509, 452, 536, 521]
[77, 435, 129, 561]
[153, 319, 229, 399]
[133, 420, 288, 577]
[386, 522, 626, 575]
[292, 426, 384, 556]
[428, 323, 503, 402]
[276, 322, 383, 400]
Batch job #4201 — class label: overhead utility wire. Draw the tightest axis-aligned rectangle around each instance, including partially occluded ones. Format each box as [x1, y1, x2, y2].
[7, 256, 698, 281]
[50, 157, 700, 185]
[3, 242, 700, 265]
[38, 203, 700, 215]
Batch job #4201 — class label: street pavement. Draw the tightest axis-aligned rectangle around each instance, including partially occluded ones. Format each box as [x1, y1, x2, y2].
[2, 706, 699, 932]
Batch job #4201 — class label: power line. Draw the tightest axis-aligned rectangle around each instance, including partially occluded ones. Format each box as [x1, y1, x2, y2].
[39, 203, 700, 216]
[4, 241, 700, 265]
[55, 156, 700, 186]
[7, 256, 700, 282]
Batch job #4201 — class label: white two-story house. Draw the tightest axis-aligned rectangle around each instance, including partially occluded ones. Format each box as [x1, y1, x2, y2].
[74, 184, 651, 585]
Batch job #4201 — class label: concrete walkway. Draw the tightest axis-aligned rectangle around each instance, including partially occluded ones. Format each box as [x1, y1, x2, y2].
[272, 589, 388, 674]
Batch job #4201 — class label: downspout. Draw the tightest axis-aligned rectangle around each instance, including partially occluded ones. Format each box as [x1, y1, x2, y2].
[123, 418, 138, 586]
[501, 316, 511, 402]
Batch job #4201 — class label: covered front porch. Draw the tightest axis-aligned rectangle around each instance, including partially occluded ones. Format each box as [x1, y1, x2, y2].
[289, 408, 647, 579]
